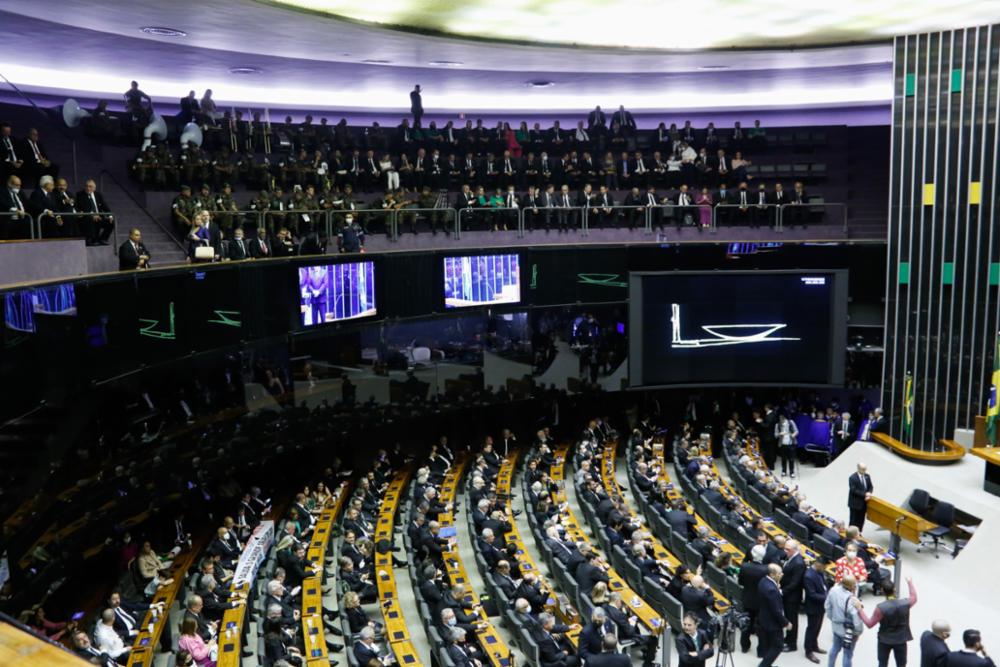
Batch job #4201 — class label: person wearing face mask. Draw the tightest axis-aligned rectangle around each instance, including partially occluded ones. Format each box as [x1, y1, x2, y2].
[1, 174, 28, 239]
[834, 542, 868, 585]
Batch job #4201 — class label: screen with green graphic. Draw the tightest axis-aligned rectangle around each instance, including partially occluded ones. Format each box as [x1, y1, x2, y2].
[526, 247, 627, 305]
[190, 270, 244, 350]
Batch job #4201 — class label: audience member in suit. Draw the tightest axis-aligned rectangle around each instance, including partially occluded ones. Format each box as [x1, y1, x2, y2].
[227, 227, 250, 260]
[781, 540, 806, 652]
[75, 178, 114, 245]
[118, 228, 151, 270]
[602, 590, 658, 667]
[848, 463, 874, 531]
[758, 564, 791, 667]
[29, 175, 64, 237]
[248, 226, 272, 258]
[183, 595, 215, 642]
[665, 500, 697, 539]
[21, 127, 59, 182]
[738, 544, 769, 653]
[532, 612, 579, 667]
[1, 122, 24, 179]
[578, 608, 617, 664]
[681, 576, 715, 629]
[834, 412, 856, 455]
[515, 573, 547, 614]
[919, 620, 951, 667]
[1, 174, 29, 239]
[803, 557, 830, 663]
[586, 633, 631, 667]
[353, 626, 381, 666]
[575, 552, 610, 597]
[677, 613, 715, 667]
[946, 629, 993, 667]
[71, 630, 118, 667]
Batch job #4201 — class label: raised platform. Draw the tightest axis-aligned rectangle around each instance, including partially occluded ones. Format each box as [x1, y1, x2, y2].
[872, 432, 966, 464]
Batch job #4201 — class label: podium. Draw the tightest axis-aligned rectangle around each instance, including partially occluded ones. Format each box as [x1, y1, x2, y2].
[866, 496, 938, 583]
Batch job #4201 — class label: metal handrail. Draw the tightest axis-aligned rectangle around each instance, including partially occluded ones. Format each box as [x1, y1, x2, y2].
[391, 206, 456, 242]
[98, 169, 186, 254]
[457, 205, 523, 239]
[583, 204, 655, 234]
[647, 203, 715, 232]
[0, 211, 35, 240]
[34, 211, 115, 246]
[778, 202, 847, 233]
[714, 202, 781, 231]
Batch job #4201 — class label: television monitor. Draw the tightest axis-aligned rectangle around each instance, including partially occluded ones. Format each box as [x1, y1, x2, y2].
[443, 254, 521, 309]
[4, 283, 77, 332]
[298, 262, 377, 326]
[629, 271, 847, 387]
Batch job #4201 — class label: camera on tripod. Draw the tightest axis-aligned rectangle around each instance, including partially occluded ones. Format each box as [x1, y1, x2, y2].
[709, 608, 751, 655]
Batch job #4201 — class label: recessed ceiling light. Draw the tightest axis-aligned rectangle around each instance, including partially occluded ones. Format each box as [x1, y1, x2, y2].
[228, 66, 263, 75]
[697, 64, 731, 70]
[140, 26, 187, 37]
[525, 80, 555, 88]
[429, 60, 464, 67]
[362, 59, 392, 64]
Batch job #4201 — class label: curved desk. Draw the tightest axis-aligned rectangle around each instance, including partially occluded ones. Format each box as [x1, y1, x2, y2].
[872, 433, 965, 464]
[302, 482, 351, 667]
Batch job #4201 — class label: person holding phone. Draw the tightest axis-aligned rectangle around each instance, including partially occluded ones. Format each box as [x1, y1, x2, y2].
[947, 630, 994, 667]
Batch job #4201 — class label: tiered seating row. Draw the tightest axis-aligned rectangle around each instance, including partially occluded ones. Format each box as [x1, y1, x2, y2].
[126, 545, 201, 667]
[436, 455, 513, 667]
[303, 483, 351, 667]
[373, 469, 422, 665]
[545, 445, 665, 633]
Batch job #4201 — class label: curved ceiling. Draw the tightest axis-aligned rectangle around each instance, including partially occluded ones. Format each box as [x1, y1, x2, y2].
[266, 0, 997, 50]
[0, 0, 928, 114]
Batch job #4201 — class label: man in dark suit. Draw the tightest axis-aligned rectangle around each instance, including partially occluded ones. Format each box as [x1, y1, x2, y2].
[666, 500, 697, 539]
[578, 608, 616, 664]
[227, 227, 249, 260]
[759, 564, 791, 667]
[22, 127, 59, 182]
[71, 630, 117, 667]
[847, 463, 873, 531]
[532, 612, 579, 667]
[575, 552, 610, 597]
[739, 544, 770, 653]
[587, 106, 607, 134]
[834, 412, 855, 456]
[29, 174, 64, 237]
[74, 178, 114, 245]
[410, 85, 423, 127]
[118, 228, 151, 270]
[947, 629, 994, 667]
[587, 634, 632, 667]
[477, 528, 504, 571]
[803, 557, 830, 663]
[681, 576, 715, 628]
[1, 174, 29, 239]
[677, 613, 715, 667]
[1, 122, 24, 179]
[781, 540, 805, 653]
[248, 225, 272, 258]
[919, 621, 951, 667]
[353, 626, 381, 666]
[760, 405, 779, 470]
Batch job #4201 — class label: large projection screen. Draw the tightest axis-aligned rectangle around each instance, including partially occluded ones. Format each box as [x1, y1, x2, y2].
[629, 270, 848, 387]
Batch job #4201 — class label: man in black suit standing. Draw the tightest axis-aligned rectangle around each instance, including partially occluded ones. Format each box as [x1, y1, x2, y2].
[758, 564, 791, 667]
[760, 404, 779, 470]
[118, 228, 151, 270]
[920, 620, 951, 667]
[29, 174, 64, 237]
[739, 544, 769, 654]
[410, 85, 423, 128]
[587, 106, 607, 135]
[834, 412, 855, 456]
[677, 614, 715, 667]
[75, 178, 114, 245]
[947, 629, 994, 667]
[803, 557, 830, 663]
[847, 463, 873, 531]
[780, 540, 805, 654]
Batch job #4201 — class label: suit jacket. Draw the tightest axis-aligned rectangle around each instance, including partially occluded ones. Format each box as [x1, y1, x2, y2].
[118, 239, 151, 270]
[681, 585, 714, 624]
[803, 567, 829, 615]
[666, 509, 697, 539]
[945, 651, 996, 667]
[781, 554, 805, 606]
[446, 643, 476, 667]
[677, 629, 715, 667]
[228, 237, 250, 260]
[532, 627, 570, 667]
[585, 653, 631, 667]
[848, 472, 873, 510]
[757, 577, 789, 631]
[0, 187, 27, 217]
[248, 236, 272, 258]
[75, 189, 110, 215]
[919, 632, 950, 667]
[354, 640, 380, 666]
[738, 562, 769, 611]
[578, 619, 616, 662]
[575, 561, 609, 596]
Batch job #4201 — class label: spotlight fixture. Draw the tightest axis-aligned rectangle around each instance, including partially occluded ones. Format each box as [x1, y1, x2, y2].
[362, 59, 392, 64]
[140, 26, 187, 37]
[228, 66, 263, 75]
[525, 80, 555, 88]
[429, 60, 464, 67]
[697, 64, 731, 70]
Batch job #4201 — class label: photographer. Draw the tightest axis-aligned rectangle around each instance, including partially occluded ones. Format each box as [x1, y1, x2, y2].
[677, 613, 715, 667]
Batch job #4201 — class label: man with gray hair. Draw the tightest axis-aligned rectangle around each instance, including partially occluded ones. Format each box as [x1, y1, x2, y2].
[477, 527, 503, 571]
[739, 543, 770, 653]
[532, 612, 579, 667]
[353, 625, 380, 665]
[29, 173, 64, 237]
[579, 607, 614, 663]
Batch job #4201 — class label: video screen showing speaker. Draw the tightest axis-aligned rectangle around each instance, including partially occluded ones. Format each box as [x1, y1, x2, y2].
[298, 262, 377, 326]
[629, 271, 847, 386]
[443, 253, 521, 309]
[4, 283, 77, 332]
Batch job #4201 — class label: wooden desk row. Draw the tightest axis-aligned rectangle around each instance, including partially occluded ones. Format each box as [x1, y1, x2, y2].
[303, 482, 351, 667]
[600, 441, 730, 613]
[437, 455, 515, 667]
[495, 452, 580, 647]
[126, 544, 201, 667]
[549, 446, 666, 634]
[738, 439, 892, 565]
[374, 469, 422, 666]
[872, 432, 965, 464]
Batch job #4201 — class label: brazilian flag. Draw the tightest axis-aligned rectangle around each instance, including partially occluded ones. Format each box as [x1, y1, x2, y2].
[901, 372, 914, 442]
[987, 333, 1000, 445]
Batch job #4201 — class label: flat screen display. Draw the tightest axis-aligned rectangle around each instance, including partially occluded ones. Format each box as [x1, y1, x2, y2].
[4, 283, 77, 332]
[298, 262, 377, 326]
[443, 254, 521, 309]
[629, 271, 847, 386]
